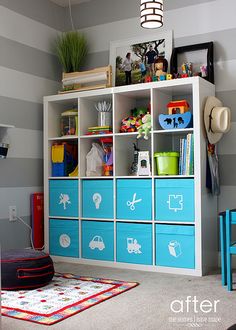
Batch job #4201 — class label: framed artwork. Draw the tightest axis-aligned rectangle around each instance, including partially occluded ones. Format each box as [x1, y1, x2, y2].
[170, 42, 214, 83]
[109, 30, 173, 86]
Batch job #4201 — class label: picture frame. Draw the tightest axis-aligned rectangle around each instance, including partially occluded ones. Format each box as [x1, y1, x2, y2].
[170, 42, 214, 83]
[109, 30, 173, 87]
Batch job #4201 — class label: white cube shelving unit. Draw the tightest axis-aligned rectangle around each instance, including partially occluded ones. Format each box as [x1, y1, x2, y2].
[44, 77, 217, 276]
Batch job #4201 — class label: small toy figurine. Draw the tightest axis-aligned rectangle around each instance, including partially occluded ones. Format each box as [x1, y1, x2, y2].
[155, 56, 168, 80]
[137, 113, 152, 140]
[200, 65, 207, 77]
[145, 76, 152, 83]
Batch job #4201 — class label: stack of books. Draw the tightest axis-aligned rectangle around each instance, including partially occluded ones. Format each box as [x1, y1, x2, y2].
[86, 126, 112, 135]
[179, 133, 194, 175]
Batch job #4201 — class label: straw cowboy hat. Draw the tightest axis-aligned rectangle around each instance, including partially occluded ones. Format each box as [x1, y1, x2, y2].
[204, 96, 231, 144]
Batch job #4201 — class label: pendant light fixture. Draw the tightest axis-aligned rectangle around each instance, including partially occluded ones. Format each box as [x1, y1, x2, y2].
[140, 0, 163, 29]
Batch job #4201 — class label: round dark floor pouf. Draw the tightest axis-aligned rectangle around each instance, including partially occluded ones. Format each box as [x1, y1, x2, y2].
[1, 249, 54, 290]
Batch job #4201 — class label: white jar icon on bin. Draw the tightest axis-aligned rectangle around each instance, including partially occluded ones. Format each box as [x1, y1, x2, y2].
[168, 240, 182, 258]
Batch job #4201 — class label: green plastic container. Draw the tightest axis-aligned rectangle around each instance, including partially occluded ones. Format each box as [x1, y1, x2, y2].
[154, 152, 179, 175]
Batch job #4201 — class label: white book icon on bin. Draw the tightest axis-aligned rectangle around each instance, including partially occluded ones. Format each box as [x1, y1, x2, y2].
[168, 240, 182, 258]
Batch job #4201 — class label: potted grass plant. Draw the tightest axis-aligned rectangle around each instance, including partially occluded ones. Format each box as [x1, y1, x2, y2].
[55, 31, 88, 92]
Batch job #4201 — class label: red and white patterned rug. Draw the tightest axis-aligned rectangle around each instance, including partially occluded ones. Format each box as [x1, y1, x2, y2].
[1, 272, 138, 325]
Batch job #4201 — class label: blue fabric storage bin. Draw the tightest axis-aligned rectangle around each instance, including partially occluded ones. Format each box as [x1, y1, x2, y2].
[82, 221, 114, 261]
[82, 180, 114, 219]
[117, 222, 152, 265]
[116, 179, 152, 220]
[49, 180, 78, 217]
[155, 224, 195, 269]
[155, 179, 194, 222]
[49, 219, 79, 257]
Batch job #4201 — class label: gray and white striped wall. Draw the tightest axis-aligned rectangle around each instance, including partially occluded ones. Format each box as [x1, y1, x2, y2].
[0, 0, 62, 249]
[0, 0, 235, 249]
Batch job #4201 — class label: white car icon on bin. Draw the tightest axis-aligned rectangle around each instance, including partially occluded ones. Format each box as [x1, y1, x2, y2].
[89, 235, 105, 251]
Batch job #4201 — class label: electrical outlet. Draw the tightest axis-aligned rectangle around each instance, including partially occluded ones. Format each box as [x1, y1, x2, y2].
[9, 206, 17, 221]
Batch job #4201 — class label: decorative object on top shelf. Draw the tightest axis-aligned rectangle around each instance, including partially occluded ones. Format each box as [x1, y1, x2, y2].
[137, 151, 151, 176]
[140, 0, 163, 29]
[55, 31, 88, 74]
[60, 66, 112, 94]
[109, 31, 172, 86]
[159, 100, 192, 130]
[60, 109, 78, 136]
[95, 100, 112, 127]
[55, 31, 114, 94]
[154, 152, 179, 176]
[170, 42, 214, 83]
[137, 113, 152, 140]
[154, 56, 168, 81]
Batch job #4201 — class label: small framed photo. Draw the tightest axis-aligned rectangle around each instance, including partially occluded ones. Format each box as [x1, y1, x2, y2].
[109, 30, 173, 87]
[170, 42, 214, 83]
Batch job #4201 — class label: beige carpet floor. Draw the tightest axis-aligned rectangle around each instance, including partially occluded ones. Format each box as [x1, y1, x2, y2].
[2, 262, 236, 330]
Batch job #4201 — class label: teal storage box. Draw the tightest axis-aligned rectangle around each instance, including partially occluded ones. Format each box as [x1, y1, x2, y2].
[49, 219, 79, 257]
[155, 224, 195, 269]
[117, 222, 152, 265]
[82, 221, 114, 261]
[82, 180, 113, 219]
[49, 180, 78, 217]
[116, 179, 152, 220]
[155, 179, 194, 222]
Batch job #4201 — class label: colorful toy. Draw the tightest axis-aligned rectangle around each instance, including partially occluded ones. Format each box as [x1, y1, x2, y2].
[69, 165, 78, 177]
[51, 142, 77, 176]
[181, 62, 192, 76]
[120, 105, 150, 133]
[137, 113, 152, 140]
[155, 56, 168, 81]
[200, 65, 207, 77]
[145, 76, 152, 83]
[120, 116, 142, 133]
[99, 137, 113, 176]
[167, 100, 189, 115]
[159, 100, 192, 130]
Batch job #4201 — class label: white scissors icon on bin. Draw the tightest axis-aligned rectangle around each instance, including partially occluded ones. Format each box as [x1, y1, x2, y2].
[127, 193, 142, 211]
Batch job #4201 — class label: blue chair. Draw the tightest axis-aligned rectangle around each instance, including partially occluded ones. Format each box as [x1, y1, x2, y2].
[226, 209, 236, 291]
[219, 211, 227, 286]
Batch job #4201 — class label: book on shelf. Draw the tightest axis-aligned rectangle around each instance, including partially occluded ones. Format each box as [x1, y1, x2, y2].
[179, 133, 194, 176]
